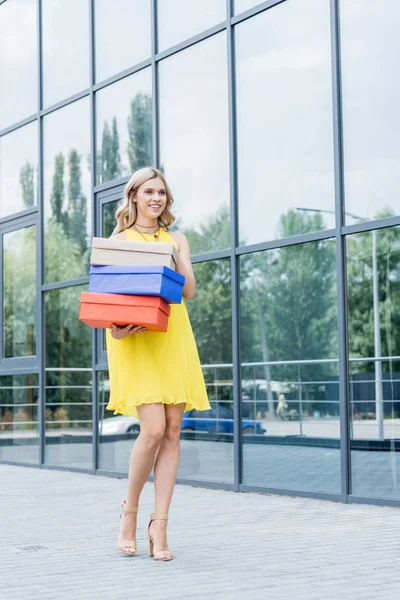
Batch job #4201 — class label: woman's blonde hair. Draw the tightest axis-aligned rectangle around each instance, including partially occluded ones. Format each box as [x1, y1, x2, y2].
[112, 167, 175, 235]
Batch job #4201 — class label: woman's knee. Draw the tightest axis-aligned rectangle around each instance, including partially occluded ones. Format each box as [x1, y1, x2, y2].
[140, 425, 165, 448]
[163, 421, 182, 443]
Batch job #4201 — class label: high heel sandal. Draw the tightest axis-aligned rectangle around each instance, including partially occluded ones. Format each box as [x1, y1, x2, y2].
[147, 512, 173, 561]
[117, 501, 138, 556]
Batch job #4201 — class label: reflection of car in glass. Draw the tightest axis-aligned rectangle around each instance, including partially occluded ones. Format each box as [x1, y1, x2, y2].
[99, 404, 267, 435]
[181, 404, 266, 434]
[99, 416, 140, 435]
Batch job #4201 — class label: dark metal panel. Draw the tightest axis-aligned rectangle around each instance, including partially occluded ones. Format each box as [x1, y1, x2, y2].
[151, 0, 159, 167]
[0, 114, 38, 138]
[40, 89, 90, 117]
[231, 0, 287, 25]
[236, 228, 337, 255]
[94, 176, 130, 195]
[239, 483, 342, 502]
[0, 365, 40, 376]
[0, 357, 38, 370]
[342, 215, 400, 236]
[0, 207, 38, 226]
[93, 59, 152, 92]
[0, 214, 37, 233]
[331, 0, 350, 501]
[347, 495, 400, 508]
[227, 0, 242, 492]
[155, 22, 227, 62]
[191, 249, 231, 264]
[89, 0, 97, 474]
[41, 276, 89, 292]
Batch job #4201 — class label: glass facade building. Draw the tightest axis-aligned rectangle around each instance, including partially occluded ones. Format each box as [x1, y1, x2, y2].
[0, 0, 399, 505]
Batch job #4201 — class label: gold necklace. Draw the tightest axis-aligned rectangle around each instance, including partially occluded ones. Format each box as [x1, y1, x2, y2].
[133, 225, 160, 241]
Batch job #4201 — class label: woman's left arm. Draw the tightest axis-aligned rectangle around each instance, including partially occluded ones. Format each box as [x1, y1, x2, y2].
[173, 232, 196, 299]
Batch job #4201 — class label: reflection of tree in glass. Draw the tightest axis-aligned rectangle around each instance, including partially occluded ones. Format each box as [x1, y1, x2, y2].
[187, 258, 232, 367]
[19, 161, 36, 208]
[347, 217, 400, 367]
[3, 227, 36, 358]
[102, 199, 121, 238]
[240, 210, 337, 416]
[45, 148, 89, 281]
[67, 149, 88, 253]
[128, 93, 152, 172]
[99, 117, 121, 182]
[183, 204, 230, 255]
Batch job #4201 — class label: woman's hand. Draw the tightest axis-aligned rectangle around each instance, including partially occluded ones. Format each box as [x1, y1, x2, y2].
[109, 324, 146, 339]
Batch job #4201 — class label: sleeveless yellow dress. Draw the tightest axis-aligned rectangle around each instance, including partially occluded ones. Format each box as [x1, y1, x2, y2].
[105, 227, 211, 418]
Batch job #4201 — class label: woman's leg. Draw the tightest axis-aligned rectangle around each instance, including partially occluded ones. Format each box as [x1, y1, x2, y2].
[119, 403, 165, 553]
[150, 402, 186, 552]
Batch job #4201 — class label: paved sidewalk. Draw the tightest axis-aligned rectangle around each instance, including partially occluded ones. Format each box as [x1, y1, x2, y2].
[1, 464, 400, 600]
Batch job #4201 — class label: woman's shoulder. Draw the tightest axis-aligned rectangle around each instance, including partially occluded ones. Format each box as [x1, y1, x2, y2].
[169, 230, 187, 243]
[111, 230, 127, 240]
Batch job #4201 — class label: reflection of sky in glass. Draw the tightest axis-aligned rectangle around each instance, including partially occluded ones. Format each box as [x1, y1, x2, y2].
[43, 97, 91, 231]
[0, 0, 37, 129]
[159, 33, 230, 241]
[95, 0, 151, 83]
[42, 0, 89, 107]
[234, 0, 261, 15]
[95, 68, 152, 184]
[236, 0, 335, 246]
[341, 0, 400, 222]
[0, 121, 38, 217]
[157, 0, 225, 51]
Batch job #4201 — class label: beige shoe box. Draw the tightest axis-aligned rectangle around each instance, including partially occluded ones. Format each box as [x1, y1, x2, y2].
[90, 237, 178, 269]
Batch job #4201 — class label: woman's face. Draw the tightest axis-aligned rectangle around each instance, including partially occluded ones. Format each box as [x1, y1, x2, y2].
[133, 177, 167, 220]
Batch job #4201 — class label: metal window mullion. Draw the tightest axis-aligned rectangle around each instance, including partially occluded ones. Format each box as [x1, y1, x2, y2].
[227, 0, 241, 491]
[152, 0, 159, 167]
[38, 0, 45, 467]
[330, 0, 350, 501]
[89, 0, 98, 473]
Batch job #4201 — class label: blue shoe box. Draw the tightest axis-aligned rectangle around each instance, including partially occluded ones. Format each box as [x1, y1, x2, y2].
[89, 265, 185, 304]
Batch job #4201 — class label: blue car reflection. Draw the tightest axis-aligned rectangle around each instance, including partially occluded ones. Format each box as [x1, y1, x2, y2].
[181, 403, 266, 434]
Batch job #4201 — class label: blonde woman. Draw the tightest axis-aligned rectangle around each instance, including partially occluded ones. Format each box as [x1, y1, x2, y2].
[106, 167, 210, 561]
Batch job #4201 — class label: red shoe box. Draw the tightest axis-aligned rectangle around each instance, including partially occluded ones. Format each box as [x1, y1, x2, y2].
[79, 292, 170, 332]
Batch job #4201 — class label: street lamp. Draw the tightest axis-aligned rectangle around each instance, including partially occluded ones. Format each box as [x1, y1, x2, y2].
[295, 207, 384, 440]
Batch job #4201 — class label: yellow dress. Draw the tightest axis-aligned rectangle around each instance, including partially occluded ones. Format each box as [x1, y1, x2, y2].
[105, 227, 211, 418]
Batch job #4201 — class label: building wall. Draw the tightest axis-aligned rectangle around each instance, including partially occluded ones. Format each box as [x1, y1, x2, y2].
[0, 0, 399, 504]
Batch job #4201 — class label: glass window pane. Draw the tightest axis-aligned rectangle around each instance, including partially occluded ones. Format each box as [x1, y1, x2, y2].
[42, 0, 89, 107]
[45, 285, 92, 469]
[0, 374, 39, 464]
[102, 199, 122, 237]
[341, 0, 400, 223]
[159, 34, 230, 254]
[184, 259, 233, 483]
[236, 0, 335, 246]
[347, 226, 400, 499]
[0, 0, 37, 129]
[0, 121, 38, 217]
[43, 98, 91, 284]
[3, 226, 36, 358]
[96, 68, 152, 185]
[95, 0, 151, 83]
[240, 239, 340, 493]
[157, 0, 225, 52]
